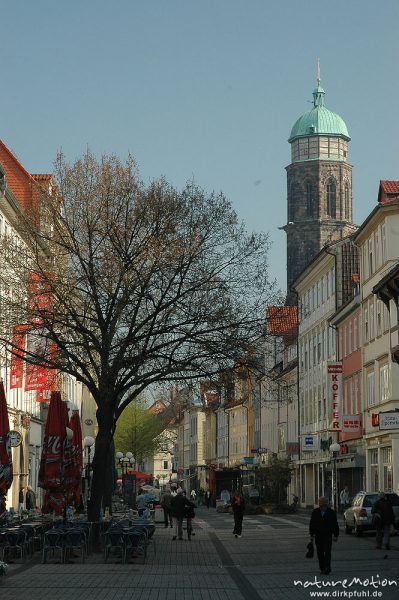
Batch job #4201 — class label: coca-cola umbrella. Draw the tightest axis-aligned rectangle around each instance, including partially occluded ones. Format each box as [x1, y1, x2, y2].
[0, 379, 13, 516]
[38, 391, 69, 514]
[65, 409, 83, 508]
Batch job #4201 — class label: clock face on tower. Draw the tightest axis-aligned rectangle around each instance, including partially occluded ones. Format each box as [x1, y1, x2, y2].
[9, 430, 23, 447]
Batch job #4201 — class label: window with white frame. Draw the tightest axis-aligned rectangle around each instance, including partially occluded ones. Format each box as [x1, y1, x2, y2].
[380, 364, 389, 403]
[369, 302, 374, 340]
[369, 448, 379, 492]
[363, 245, 368, 280]
[376, 300, 382, 337]
[367, 370, 375, 407]
[374, 231, 380, 269]
[364, 307, 369, 343]
[348, 322, 352, 355]
[354, 375, 359, 414]
[383, 304, 390, 332]
[381, 447, 393, 491]
[368, 238, 374, 276]
[381, 223, 386, 264]
[353, 317, 358, 350]
[339, 329, 343, 360]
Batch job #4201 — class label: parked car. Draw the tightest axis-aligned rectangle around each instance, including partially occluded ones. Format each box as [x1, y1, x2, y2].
[344, 491, 399, 536]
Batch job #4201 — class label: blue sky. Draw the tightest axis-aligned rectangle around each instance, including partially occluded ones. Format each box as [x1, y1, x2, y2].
[2, 1, 399, 293]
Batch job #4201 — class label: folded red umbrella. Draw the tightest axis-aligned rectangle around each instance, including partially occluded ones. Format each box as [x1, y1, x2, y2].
[65, 410, 83, 507]
[38, 391, 69, 513]
[0, 380, 13, 514]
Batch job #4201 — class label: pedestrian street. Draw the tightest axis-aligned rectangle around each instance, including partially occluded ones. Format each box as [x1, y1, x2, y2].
[1, 507, 398, 600]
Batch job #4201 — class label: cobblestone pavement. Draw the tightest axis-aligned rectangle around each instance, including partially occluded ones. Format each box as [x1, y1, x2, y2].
[1, 508, 398, 599]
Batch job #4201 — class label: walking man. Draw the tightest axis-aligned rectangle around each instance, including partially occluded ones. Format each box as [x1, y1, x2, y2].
[372, 492, 395, 550]
[161, 489, 173, 528]
[231, 490, 245, 538]
[309, 496, 339, 575]
[205, 490, 212, 509]
[170, 488, 196, 540]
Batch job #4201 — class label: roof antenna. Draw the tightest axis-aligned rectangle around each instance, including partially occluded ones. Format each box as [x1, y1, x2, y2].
[317, 58, 321, 86]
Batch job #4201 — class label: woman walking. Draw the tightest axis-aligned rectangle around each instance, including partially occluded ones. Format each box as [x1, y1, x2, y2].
[231, 490, 245, 538]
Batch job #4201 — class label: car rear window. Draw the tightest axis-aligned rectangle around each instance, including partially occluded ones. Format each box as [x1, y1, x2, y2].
[363, 494, 379, 507]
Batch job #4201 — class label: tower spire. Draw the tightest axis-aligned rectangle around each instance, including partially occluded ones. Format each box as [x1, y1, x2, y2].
[313, 59, 325, 108]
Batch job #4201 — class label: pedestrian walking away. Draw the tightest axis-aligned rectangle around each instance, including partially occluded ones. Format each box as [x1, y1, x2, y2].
[372, 492, 395, 550]
[25, 485, 36, 511]
[339, 486, 350, 513]
[170, 488, 196, 540]
[231, 490, 245, 538]
[309, 496, 339, 575]
[161, 489, 173, 528]
[18, 487, 24, 512]
[205, 490, 212, 509]
[184, 502, 196, 540]
[136, 488, 148, 516]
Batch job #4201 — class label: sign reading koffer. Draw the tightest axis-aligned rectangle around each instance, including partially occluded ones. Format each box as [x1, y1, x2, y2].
[328, 362, 342, 432]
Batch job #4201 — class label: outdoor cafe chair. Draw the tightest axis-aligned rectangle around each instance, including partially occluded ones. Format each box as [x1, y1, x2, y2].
[0, 531, 8, 561]
[20, 524, 35, 557]
[3, 529, 28, 562]
[103, 529, 124, 563]
[63, 529, 86, 563]
[41, 529, 64, 564]
[122, 529, 146, 564]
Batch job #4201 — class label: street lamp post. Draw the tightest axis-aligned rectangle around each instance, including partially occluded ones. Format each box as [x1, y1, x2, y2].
[329, 442, 340, 512]
[115, 451, 134, 504]
[83, 436, 95, 513]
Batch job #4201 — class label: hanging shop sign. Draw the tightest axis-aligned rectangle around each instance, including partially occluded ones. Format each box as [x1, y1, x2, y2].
[328, 362, 343, 432]
[342, 415, 362, 433]
[302, 435, 317, 451]
[379, 412, 399, 430]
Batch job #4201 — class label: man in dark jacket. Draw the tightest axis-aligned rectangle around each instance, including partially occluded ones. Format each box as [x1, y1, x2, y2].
[309, 496, 339, 575]
[372, 492, 395, 550]
[161, 490, 173, 528]
[170, 489, 196, 540]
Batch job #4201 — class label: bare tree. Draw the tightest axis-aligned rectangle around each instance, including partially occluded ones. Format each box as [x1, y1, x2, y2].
[0, 151, 278, 519]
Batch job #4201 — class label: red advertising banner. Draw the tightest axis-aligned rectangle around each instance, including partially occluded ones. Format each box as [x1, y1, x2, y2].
[27, 272, 54, 320]
[9, 325, 27, 389]
[328, 362, 343, 432]
[25, 331, 57, 401]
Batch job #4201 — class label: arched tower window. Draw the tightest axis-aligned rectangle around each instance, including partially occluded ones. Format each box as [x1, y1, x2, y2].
[306, 182, 314, 217]
[288, 183, 299, 222]
[344, 183, 350, 220]
[326, 178, 336, 218]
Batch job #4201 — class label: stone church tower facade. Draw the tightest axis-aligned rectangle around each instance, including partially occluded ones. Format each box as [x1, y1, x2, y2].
[284, 78, 357, 304]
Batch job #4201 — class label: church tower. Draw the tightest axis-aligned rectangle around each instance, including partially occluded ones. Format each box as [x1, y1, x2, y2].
[284, 72, 356, 304]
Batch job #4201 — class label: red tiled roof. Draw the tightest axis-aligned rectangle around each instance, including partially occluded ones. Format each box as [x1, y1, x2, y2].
[0, 140, 51, 223]
[266, 306, 298, 338]
[378, 180, 399, 205]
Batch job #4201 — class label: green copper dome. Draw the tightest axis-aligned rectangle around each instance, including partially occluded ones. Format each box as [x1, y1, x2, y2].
[289, 84, 350, 143]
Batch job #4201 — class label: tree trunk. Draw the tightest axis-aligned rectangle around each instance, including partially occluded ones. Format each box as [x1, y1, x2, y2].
[88, 401, 115, 522]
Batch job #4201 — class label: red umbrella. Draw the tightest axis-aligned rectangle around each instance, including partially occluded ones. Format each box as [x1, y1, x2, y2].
[38, 391, 69, 514]
[65, 410, 83, 507]
[0, 380, 13, 515]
